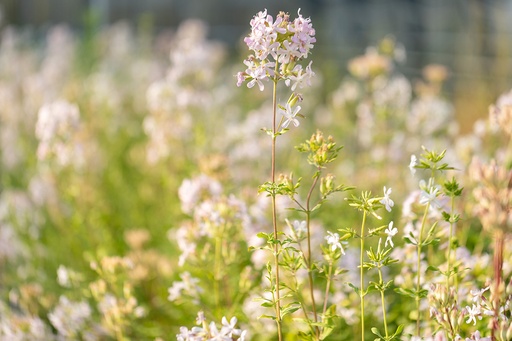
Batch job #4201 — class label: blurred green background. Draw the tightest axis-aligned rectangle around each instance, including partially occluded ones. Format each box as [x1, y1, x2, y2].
[2, 0, 512, 132]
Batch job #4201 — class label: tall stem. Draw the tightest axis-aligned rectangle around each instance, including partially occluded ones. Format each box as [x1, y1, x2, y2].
[378, 268, 389, 338]
[214, 234, 222, 314]
[271, 77, 282, 341]
[446, 196, 455, 290]
[322, 261, 334, 315]
[360, 211, 367, 341]
[416, 202, 430, 336]
[306, 171, 320, 327]
[492, 230, 504, 340]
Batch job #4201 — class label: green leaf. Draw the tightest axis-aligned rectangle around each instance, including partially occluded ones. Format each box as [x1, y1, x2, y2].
[426, 221, 438, 236]
[391, 324, 404, 339]
[417, 288, 429, 298]
[394, 287, 416, 299]
[441, 211, 451, 222]
[257, 232, 271, 239]
[403, 232, 418, 245]
[319, 327, 335, 340]
[371, 327, 383, 338]
[426, 265, 439, 272]
[311, 203, 323, 212]
[347, 282, 361, 296]
[280, 303, 300, 318]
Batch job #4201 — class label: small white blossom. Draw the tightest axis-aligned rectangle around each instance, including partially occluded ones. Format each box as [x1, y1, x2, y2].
[284, 61, 315, 91]
[220, 316, 238, 336]
[168, 272, 203, 303]
[57, 265, 71, 287]
[325, 231, 346, 254]
[409, 154, 418, 175]
[289, 220, 307, 239]
[380, 186, 394, 212]
[465, 330, 491, 341]
[465, 304, 482, 325]
[279, 103, 301, 129]
[470, 286, 489, 303]
[419, 179, 442, 208]
[384, 221, 398, 248]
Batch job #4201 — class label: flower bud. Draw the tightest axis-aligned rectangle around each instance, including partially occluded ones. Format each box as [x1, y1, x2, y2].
[506, 321, 512, 340]
[320, 174, 335, 197]
[287, 92, 303, 108]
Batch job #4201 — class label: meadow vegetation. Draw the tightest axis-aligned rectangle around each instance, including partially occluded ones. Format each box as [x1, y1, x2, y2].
[0, 9, 511, 341]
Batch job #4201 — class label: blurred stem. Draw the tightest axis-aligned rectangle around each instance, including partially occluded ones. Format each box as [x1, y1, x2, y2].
[378, 268, 389, 339]
[322, 260, 333, 316]
[293, 271, 316, 336]
[360, 211, 367, 341]
[271, 74, 282, 341]
[492, 229, 504, 340]
[306, 169, 320, 332]
[446, 196, 455, 291]
[416, 201, 430, 336]
[214, 233, 222, 314]
[504, 136, 512, 170]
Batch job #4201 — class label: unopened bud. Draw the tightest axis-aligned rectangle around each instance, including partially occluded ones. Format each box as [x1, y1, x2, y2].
[320, 174, 335, 196]
[288, 92, 303, 107]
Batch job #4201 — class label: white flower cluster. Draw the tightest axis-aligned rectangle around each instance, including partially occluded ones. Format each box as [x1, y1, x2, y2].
[167, 271, 203, 304]
[237, 9, 315, 92]
[35, 100, 84, 167]
[177, 311, 247, 341]
[178, 174, 222, 215]
[48, 296, 92, 338]
[144, 20, 227, 164]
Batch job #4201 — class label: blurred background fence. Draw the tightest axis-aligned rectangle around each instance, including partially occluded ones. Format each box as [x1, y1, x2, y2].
[2, 0, 512, 131]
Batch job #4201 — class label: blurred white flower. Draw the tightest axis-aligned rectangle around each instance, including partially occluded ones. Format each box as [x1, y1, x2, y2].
[178, 174, 222, 215]
[48, 296, 91, 338]
[57, 265, 71, 287]
[35, 100, 84, 168]
[409, 154, 417, 175]
[419, 179, 442, 208]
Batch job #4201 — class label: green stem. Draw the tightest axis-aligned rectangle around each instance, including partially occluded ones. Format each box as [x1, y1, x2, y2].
[360, 211, 367, 341]
[306, 212, 320, 339]
[446, 196, 455, 290]
[322, 260, 333, 316]
[293, 272, 316, 336]
[416, 201, 430, 337]
[305, 170, 320, 326]
[271, 74, 282, 341]
[378, 268, 389, 339]
[214, 231, 223, 315]
[503, 135, 512, 170]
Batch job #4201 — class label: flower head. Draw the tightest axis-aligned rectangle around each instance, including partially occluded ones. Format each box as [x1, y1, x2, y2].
[237, 9, 315, 90]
